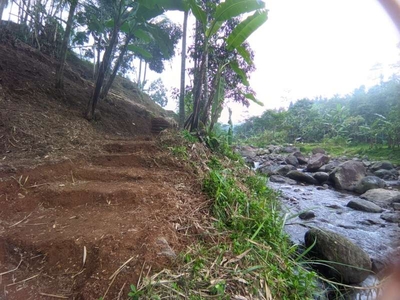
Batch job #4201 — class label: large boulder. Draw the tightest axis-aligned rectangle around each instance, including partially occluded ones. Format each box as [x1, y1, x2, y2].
[373, 169, 398, 180]
[260, 165, 296, 176]
[282, 146, 299, 153]
[360, 188, 400, 208]
[238, 145, 257, 158]
[313, 172, 330, 184]
[354, 176, 386, 194]
[269, 175, 297, 185]
[293, 151, 308, 164]
[304, 228, 372, 284]
[285, 154, 299, 167]
[318, 161, 340, 173]
[306, 153, 330, 172]
[312, 147, 326, 155]
[369, 161, 394, 172]
[329, 161, 366, 191]
[347, 199, 383, 213]
[286, 170, 318, 185]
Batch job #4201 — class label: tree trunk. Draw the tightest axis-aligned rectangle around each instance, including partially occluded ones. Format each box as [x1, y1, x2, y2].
[179, 10, 188, 129]
[138, 58, 142, 89]
[100, 34, 132, 100]
[55, 0, 78, 89]
[86, 25, 120, 120]
[143, 61, 147, 85]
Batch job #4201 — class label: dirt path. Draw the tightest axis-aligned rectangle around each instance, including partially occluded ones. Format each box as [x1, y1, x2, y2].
[0, 138, 208, 299]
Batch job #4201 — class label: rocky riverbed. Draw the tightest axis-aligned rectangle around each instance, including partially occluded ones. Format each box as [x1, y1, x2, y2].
[237, 144, 400, 299]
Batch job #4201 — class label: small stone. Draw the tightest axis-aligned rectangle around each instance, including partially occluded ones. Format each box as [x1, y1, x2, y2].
[299, 211, 316, 220]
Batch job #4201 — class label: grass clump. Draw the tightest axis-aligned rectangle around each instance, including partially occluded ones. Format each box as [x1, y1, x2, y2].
[136, 132, 317, 299]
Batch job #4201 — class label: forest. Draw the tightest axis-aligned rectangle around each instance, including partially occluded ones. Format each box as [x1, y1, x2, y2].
[235, 76, 400, 149]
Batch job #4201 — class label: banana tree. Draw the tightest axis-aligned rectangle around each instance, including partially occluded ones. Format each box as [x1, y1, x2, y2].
[186, 0, 267, 132]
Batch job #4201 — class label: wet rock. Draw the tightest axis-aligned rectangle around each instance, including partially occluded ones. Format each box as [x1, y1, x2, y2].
[260, 165, 295, 176]
[312, 147, 326, 155]
[299, 211, 315, 220]
[306, 153, 330, 172]
[304, 228, 372, 284]
[393, 203, 400, 211]
[380, 212, 400, 223]
[313, 172, 329, 184]
[318, 161, 340, 173]
[347, 199, 383, 213]
[354, 176, 386, 194]
[293, 151, 308, 164]
[285, 154, 299, 167]
[286, 170, 318, 185]
[238, 145, 257, 158]
[360, 189, 400, 208]
[329, 160, 366, 191]
[269, 175, 297, 185]
[373, 169, 399, 180]
[370, 161, 394, 172]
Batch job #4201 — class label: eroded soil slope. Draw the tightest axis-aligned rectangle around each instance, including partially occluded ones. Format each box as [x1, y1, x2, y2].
[0, 138, 208, 299]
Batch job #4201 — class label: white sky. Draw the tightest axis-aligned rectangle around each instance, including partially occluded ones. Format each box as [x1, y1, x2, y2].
[147, 0, 400, 123]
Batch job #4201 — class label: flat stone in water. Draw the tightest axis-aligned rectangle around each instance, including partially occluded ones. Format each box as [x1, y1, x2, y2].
[347, 199, 384, 213]
[380, 212, 400, 223]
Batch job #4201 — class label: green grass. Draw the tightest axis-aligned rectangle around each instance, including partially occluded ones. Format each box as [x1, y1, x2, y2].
[133, 133, 319, 299]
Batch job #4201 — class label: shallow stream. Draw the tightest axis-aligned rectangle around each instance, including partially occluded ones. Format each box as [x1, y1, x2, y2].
[268, 180, 400, 299]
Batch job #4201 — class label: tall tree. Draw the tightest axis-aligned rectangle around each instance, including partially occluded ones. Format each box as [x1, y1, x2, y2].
[55, 0, 78, 89]
[179, 8, 189, 128]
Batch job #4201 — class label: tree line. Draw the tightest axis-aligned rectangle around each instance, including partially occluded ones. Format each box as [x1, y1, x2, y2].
[235, 76, 400, 148]
[0, 0, 267, 132]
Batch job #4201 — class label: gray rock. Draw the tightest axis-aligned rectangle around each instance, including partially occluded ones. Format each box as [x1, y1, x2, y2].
[238, 145, 257, 158]
[393, 203, 400, 211]
[312, 147, 326, 155]
[380, 212, 400, 223]
[285, 154, 299, 167]
[256, 148, 270, 156]
[306, 153, 330, 172]
[293, 151, 308, 164]
[282, 146, 299, 153]
[260, 165, 296, 176]
[329, 160, 366, 191]
[347, 199, 383, 213]
[354, 176, 386, 194]
[299, 211, 315, 220]
[286, 170, 318, 185]
[318, 161, 340, 173]
[360, 188, 400, 208]
[304, 228, 371, 284]
[370, 161, 394, 172]
[373, 169, 398, 180]
[313, 172, 330, 184]
[269, 175, 297, 185]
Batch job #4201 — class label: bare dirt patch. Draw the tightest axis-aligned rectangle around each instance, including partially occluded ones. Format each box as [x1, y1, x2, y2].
[0, 139, 208, 299]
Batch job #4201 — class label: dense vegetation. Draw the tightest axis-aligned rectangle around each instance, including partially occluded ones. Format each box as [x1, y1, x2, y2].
[235, 76, 400, 150]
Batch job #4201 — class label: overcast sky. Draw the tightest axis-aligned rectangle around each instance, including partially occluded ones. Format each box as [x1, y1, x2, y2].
[148, 0, 400, 123]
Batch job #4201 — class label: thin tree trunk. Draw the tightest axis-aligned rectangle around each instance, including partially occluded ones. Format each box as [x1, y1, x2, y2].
[0, 0, 8, 20]
[138, 58, 142, 89]
[179, 9, 188, 129]
[86, 24, 120, 120]
[143, 61, 147, 85]
[100, 34, 132, 100]
[55, 0, 78, 89]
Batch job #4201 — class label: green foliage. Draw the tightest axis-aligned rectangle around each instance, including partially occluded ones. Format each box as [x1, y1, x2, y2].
[145, 78, 168, 107]
[202, 162, 317, 298]
[236, 76, 400, 151]
[128, 284, 143, 300]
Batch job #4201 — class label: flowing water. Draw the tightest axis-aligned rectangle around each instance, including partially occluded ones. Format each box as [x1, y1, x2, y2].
[267, 180, 400, 299]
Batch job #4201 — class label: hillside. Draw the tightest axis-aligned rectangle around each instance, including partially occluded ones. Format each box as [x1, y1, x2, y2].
[0, 27, 209, 299]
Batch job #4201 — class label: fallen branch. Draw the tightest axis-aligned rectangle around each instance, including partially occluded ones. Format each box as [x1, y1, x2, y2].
[38, 292, 68, 299]
[0, 256, 23, 276]
[9, 212, 33, 228]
